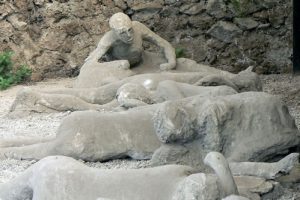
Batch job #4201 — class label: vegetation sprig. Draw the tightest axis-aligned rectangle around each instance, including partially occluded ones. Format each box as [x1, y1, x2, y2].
[0, 51, 31, 90]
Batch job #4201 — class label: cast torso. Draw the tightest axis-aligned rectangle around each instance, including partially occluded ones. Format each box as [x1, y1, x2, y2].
[110, 25, 143, 66]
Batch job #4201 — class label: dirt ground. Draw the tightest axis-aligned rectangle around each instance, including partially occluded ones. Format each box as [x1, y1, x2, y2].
[0, 74, 299, 198]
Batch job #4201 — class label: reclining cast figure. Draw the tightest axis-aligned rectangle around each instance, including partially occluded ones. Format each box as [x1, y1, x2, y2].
[2, 151, 298, 200]
[2, 92, 300, 168]
[10, 68, 260, 113]
[0, 152, 243, 200]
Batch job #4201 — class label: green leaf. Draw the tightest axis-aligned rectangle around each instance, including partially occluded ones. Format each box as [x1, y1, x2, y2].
[0, 51, 31, 90]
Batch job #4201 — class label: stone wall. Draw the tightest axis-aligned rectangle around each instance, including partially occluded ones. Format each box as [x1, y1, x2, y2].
[0, 0, 292, 80]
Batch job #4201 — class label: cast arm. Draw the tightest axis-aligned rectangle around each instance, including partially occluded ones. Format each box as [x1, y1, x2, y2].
[85, 31, 115, 63]
[135, 21, 176, 70]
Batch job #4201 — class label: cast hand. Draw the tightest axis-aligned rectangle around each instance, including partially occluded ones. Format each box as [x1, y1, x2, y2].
[160, 62, 176, 71]
[118, 60, 130, 70]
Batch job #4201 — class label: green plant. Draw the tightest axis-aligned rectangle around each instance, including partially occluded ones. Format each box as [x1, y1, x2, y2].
[0, 51, 13, 76]
[231, 0, 240, 11]
[14, 65, 32, 83]
[175, 47, 186, 58]
[0, 51, 32, 90]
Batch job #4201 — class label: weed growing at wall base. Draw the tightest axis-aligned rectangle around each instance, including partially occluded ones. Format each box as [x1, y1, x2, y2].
[0, 52, 31, 90]
[175, 47, 186, 58]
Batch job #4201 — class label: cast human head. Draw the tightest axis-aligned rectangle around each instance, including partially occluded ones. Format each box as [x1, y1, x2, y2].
[109, 12, 134, 44]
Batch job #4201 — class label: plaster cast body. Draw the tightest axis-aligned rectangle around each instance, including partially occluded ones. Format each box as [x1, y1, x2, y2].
[0, 152, 250, 200]
[10, 79, 237, 113]
[10, 12, 262, 113]
[1, 153, 298, 200]
[1, 12, 299, 200]
[2, 92, 300, 167]
[10, 68, 259, 113]
[85, 12, 176, 70]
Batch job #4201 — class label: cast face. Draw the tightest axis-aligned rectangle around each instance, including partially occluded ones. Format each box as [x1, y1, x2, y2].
[114, 26, 134, 44]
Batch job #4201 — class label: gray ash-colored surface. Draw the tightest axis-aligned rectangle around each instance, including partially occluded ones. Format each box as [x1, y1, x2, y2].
[261, 74, 300, 130]
[0, 74, 299, 199]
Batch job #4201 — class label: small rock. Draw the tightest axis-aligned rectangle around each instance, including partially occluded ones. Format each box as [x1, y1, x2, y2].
[205, 38, 226, 50]
[173, 174, 219, 200]
[30, 72, 43, 82]
[102, 0, 115, 7]
[160, 6, 179, 17]
[234, 18, 258, 30]
[179, 2, 205, 15]
[33, 0, 45, 6]
[164, 0, 179, 5]
[252, 10, 269, 20]
[132, 11, 159, 22]
[205, 48, 218, 64]
[130, 1, 162, 21]
[269, 14, 285, 29]
[207, 21, 242, 43]
[39, 29, 68, 51]
[250, 181, 274, 194]
[188, 14, 214, 29]
[0, 21, 14, 38]
[276, 164, 300, 184]
[229, 0, 262, 16]
[260, 181, 286, 200]
[7, 15, 27, 31]
[0, 3, 14, 20]
[261, 0, 278, 9]
[207, 0, 227, 19]
[257, 23, 270, 29]
[131, 2, 162, 11]
[234, 176, 274, 195]
[113, 0, 127, 10]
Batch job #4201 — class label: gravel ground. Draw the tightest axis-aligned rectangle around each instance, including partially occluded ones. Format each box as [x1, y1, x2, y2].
[0, 78, 73, 183]
[0, 75, 299, 198]
[0, 78, 151, 183]
[261, 74, 300, 130]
